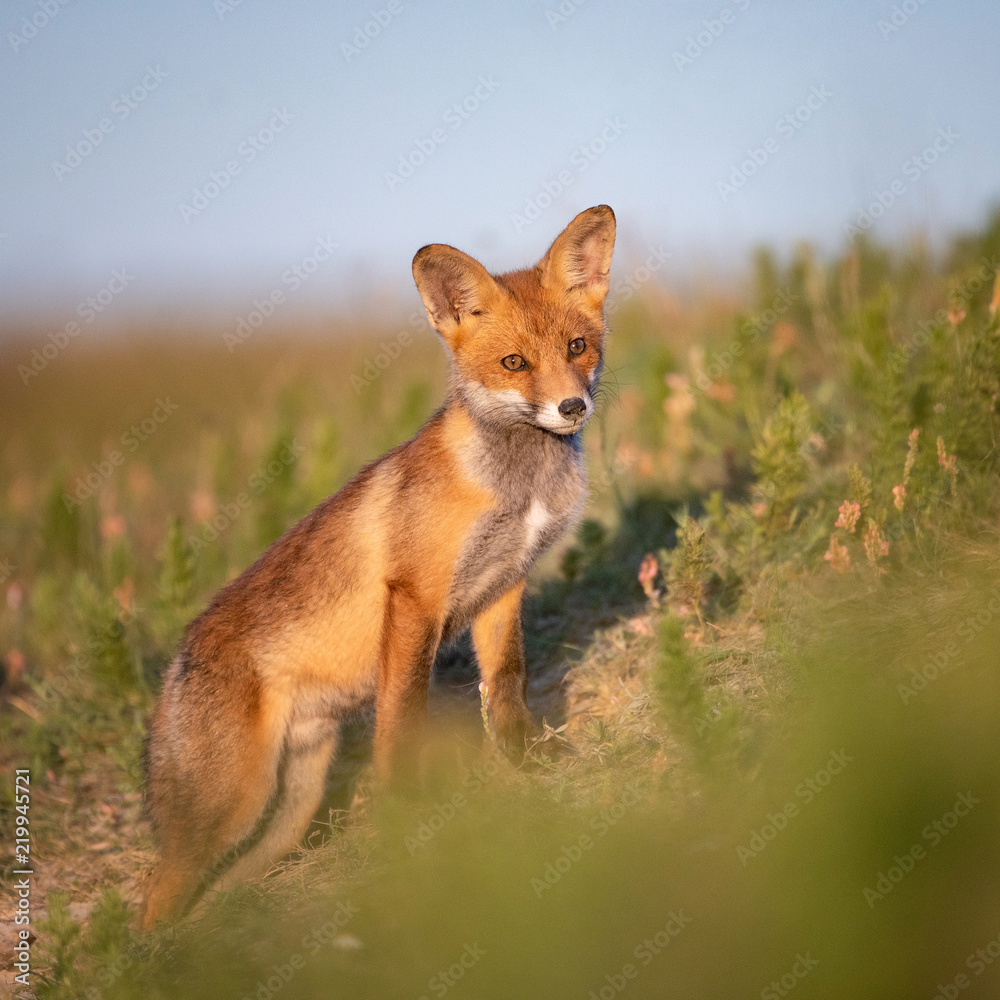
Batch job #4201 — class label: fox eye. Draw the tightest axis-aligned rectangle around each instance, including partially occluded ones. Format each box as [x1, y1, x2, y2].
[502, 354, 526, 371]
[569, 338, 586, 356]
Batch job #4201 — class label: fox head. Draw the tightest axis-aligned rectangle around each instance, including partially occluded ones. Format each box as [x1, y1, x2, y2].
[412, 205, 616, 436]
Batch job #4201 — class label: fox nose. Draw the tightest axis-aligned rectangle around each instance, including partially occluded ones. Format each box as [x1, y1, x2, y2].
[558, 397, 587, 419]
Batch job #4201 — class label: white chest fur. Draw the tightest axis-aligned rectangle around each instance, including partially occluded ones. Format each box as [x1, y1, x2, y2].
[523, 498, 553, 553]
[441, 421, 585, 637]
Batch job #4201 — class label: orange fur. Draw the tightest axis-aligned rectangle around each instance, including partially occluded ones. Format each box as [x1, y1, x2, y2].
[141, 205, 616, 928]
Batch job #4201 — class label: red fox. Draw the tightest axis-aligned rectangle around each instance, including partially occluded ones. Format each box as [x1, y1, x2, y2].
[141, 205, 616, 928]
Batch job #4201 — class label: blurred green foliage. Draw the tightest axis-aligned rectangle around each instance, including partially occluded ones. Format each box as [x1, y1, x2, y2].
[2, 211, 1000, 997]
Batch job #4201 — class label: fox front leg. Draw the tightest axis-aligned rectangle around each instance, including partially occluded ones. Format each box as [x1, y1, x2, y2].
[471, 581, 534, 760]
[373, 585, 441, 788]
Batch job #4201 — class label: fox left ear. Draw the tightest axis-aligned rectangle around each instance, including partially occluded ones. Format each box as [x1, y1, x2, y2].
[539, 205, 616, 317]
[412, 244, 501, 348]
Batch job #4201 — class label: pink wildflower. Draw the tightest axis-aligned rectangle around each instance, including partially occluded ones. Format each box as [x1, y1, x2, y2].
[824, 535, 851, 573]
[100, 514, 127, 541]
[936, 436, 957, 473]
[835, 501, 861, 533]
[903, 428, 919, 483]
[864, 520, 890, 571]
[638, 554, 660, 603]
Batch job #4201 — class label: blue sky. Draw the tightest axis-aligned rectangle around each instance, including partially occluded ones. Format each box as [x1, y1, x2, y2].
[2, 0, 998, 318]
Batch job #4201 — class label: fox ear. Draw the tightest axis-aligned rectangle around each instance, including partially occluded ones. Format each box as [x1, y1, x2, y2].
[539, 204, 616, 317]
[412, 244, 501, 344]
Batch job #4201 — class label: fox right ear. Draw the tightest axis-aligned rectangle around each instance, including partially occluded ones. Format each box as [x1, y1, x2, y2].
[412, 245, 500, 345]
[539, 205, 616, 319]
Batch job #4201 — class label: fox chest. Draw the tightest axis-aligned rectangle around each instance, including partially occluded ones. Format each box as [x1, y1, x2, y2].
[442, 454, 585, 636]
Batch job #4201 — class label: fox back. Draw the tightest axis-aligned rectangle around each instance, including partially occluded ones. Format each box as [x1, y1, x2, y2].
[141, 205, 616, 929]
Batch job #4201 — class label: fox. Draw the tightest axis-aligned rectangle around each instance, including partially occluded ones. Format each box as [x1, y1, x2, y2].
[140, 204, 616, 929]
